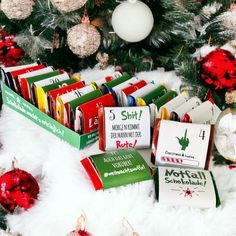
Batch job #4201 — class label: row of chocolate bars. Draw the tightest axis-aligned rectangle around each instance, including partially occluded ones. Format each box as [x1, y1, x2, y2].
[1, 62, 219, 135]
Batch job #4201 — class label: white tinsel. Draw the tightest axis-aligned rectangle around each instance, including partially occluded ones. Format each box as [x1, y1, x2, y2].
[0, 0, 35, 20]
[192, 44, 217, 59]
[14, 26, 52, 60]
[220, 8, 236, 30]
[202, 2, 222, 18]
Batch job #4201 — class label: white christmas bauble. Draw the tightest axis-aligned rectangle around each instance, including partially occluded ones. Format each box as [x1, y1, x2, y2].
[67, 23, 101, 58]
[111, 0, 154, 42]
[0, 0, 35, 20]
[50, 0, 87, 13]
[214, 91, 236, 162]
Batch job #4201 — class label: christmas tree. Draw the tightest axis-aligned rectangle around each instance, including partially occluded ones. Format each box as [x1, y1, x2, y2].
[0, 0, 235, 107]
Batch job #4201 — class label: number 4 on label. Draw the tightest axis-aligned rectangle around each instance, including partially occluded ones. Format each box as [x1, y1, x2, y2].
[199, 129, 205, 140]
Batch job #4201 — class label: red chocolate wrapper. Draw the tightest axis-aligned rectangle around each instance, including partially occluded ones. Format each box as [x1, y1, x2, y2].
[48, 81, 85, 118]
[75, 94, 116, 134]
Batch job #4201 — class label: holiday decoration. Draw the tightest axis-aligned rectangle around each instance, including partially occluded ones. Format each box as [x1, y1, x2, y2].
[111, 0, 154, 42]
[50, 0, 87, 13]
[214, 90, 236, 163]
[122, 218, 140, 236]
[14, 25, 53, 60]
[67, 213, 90, 236]
[0, 0, 35, 20]
[0, 162, 39, 212]
[67, 12, 101, 58]
[96, 52, 109, 70]
[0, 29, 24, 67]
[199, 49, 236, 90]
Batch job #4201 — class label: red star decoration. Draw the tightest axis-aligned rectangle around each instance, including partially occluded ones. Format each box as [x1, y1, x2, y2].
[183, 188, 194, 197]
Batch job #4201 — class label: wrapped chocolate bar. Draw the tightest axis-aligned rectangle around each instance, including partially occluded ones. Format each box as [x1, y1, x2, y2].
[121, 80, 147, 106]
[1, 62, 38, 88]
[109, 77, 140, 106]
[151, 119, 214, 169]
[136, 85, 167, 106]
[65, 89, 102, 129]
[91, 71, 122, 89]
[170, 97, 202, 121]
[182, 100, 215, 124]
[149, 90, 177, 127]
[56, 85, 96, 124]
[81, 149, 153, 190]
[158, 93, 188, 120]
[18, 66, 54, 95]
[20, 71, 61, 102]
[32, 72, 70, 106]
[154, 166, 220, 208]
[2, 63, 44, 93]
[98, 106, 151, 151]
[74, 93, 116, 134]
[101, 73, 130, 94]
[128, 84, 159, 106]
[47, 81, 85, 118]
[37, 79, 83, 113]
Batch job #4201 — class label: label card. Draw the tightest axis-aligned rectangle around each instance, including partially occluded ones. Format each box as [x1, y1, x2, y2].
[152, 120, 214, 169]
[99, 106, 151, 151]
[81, 149, 153, 190]
[155, 166, 220, 208]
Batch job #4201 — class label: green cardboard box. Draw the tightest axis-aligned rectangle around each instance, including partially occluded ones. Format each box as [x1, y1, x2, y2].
[1, 83, 98, 149]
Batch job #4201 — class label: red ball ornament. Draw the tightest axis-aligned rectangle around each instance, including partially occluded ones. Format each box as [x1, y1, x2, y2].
[0, 167, 39, 213]
[199, 48, 236, 90]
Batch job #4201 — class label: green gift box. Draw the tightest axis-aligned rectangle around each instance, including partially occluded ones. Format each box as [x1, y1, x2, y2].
[1, 83, 98, 149]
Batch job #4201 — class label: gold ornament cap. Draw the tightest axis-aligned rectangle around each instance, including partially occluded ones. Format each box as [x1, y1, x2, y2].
[225, 90, 236, 104]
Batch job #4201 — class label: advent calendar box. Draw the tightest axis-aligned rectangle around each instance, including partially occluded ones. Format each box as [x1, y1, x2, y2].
[1, 83, 98, 149]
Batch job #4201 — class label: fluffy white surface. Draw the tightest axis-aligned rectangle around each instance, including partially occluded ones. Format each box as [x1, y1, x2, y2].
[0, 69, 235, 236]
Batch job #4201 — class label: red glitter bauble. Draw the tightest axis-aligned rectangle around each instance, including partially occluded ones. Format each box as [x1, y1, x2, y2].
[199, 48, 236, 90]
[0, 168, 39, 212]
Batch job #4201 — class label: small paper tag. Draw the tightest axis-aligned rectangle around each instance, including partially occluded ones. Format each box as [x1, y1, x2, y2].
[153, 120, 212, 169]
[103, 106, 151, 150]
[156, 166, 220, 208]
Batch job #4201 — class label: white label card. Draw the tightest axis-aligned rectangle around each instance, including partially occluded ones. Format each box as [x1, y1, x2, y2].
[34, 73, 70, 88]
[158, 166, 216, 208]
[155, 120, 211, 169]
[104, 107, 151, 150]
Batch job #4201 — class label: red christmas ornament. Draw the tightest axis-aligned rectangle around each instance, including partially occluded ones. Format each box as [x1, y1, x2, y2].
[0, 167, 39, 213]
[67, 213, 91, 236]
[199, 48, 236, 90]
[0, 28, 24, 67]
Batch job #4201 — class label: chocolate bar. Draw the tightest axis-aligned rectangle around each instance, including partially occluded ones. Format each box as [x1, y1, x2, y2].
[158, 93, 188, 120]
[170, 97, 202, 121]
[121, 80, 147, 106]
[99, 106, 151, 151]
[154, 166, 220, 208]
[66, 89, 103, 129]
[151, 119, 214, 169]
[81, 149, 153, 190]
[74, 93, 116, 134]
[56, 85, 96, 124]
[47, 81, 85, 118]
[136, 85, 167, 106]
